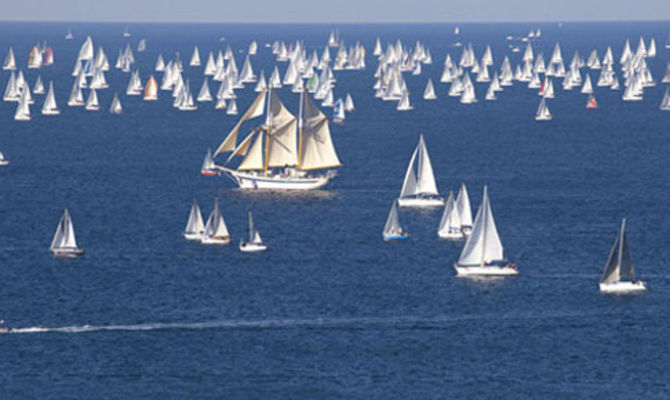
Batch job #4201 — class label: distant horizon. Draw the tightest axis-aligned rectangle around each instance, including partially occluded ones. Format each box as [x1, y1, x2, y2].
[4, 0, 670, 24]
[0, 18, 669, 24]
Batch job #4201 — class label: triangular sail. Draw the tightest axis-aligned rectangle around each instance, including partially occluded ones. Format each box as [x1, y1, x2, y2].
[601, 219, 635, 283]
[300, 90, 342, 170]
[438, 191, 461, 235]
[185, 200, 205, 234]
[383, 200, 402, 236]
[458, 186, 504, 265]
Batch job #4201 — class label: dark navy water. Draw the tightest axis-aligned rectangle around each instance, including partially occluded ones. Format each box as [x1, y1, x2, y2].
[0, 22, 669, 398]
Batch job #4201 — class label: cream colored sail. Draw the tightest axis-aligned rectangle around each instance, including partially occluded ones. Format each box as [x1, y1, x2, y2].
[300, 90, 341, 170]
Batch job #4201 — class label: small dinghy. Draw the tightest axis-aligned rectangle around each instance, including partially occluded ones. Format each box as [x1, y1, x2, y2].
[183, 200, 206, 241]
[50, 209, 84, 257]
[453, 186, 518, 277]
[599, 218, 646, 294]
[383, 200, 408, 241]
[0, 151, 9, 166]
[535, 97, 552, 121]
[239, 211, 268, 252]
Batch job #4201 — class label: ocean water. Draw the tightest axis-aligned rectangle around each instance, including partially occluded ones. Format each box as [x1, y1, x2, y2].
[0, 21, 669, 398]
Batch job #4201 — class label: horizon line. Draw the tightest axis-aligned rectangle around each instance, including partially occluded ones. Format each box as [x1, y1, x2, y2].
[0, 18, 669, 24]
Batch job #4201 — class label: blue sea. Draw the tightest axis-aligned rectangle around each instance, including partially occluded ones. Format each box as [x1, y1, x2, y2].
[0, 21, 669, 398]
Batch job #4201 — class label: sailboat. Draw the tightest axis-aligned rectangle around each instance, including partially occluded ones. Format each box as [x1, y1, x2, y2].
[239, 211, 268, 252]
[226, 99, 238, 115]
[456, 183, 473, 235]
[183, 200, 206, 240]
[535, 97, 552, 121]
[599, 219, 646, 294]
[212, 88, 341, 190]
[85, 89, 99, 111]
[50, 209, 84, 257]
[197, 78, 213, 102]
[382, 200, 408, 241]
[454, 186, 517, 277]
[123, 26, 131, 37]
[586, 93, 598, 109]
[660, 87, 670, 111]
[14, 89, 31, 121]
[65, 28, 74, 40]
[397, 90, 413, 111]
[41, 81, 60, 115]
[344, 93, 355, 112]
[0, 151, 9, 166]
[200, 148, 218, 175]
[137, 39, 147, 52]
[33, 76, 45, 94]
[201, 199, 231, 244]
[438, 191, 464, 240]
[397, 134, 444, 207]
[333, 98, 345, 123]
[144, 75, 158, 100]
[109, 93, 123, 114]
[3, 47, 16, 71]
[423, 79, 437, 100]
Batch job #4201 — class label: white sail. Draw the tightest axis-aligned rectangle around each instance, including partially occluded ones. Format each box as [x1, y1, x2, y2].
[41, 81, 60, 115]
[33, 75, 45, 94]
[600, 219, 635, 284]
[400, 135, 439, 198]
[456, 183, 473, 229]
[458, 186, 504, 266]
[535, 97, 552, 121]
[14, 88, 31, 121]
[397, 90, 413, 111]
[344, 93, 355, 111]
[109, 92, 123, 114]
[190, 46, 201, 66]
[3, 47, 16, 70]
[423, 79, 437, 100]
[197, 78, 213, 102]
[85, 88, 99, 111]
[661, 87, 670, 110]
[51, 209, 81, 251]
[155, 54, 166, 72]
[383, 200, 404, 238]
[438, 191, 462, 238]
[255, 71, 267, 92]
[185, 200, 205, 236]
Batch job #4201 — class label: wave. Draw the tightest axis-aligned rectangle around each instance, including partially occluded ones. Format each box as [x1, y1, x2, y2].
[5, 310, 616, 335]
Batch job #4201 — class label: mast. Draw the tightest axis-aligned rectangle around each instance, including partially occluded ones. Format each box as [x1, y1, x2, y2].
[297, 87, 304, 169]
[264, 87, 272, 172]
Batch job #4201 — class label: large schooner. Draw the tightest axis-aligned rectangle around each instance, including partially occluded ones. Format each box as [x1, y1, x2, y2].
[211, 88, 341, 190]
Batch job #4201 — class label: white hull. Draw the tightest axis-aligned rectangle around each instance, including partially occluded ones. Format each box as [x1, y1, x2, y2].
[454, 264, 519, 277]
[398, 197, 444, 207]
[438, 230, 464, 240]
[599, 281, 646, 294]
[223, 168, 334, 190]
[200, 236, 231, 245]
[239, 242, 267, 252]
[0, 160, 9, 166]
[183, 232, 205, 241]
[51, 247, 84, 258]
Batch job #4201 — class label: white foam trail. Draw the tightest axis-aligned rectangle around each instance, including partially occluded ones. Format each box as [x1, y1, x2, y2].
[5, 310, 618, 335]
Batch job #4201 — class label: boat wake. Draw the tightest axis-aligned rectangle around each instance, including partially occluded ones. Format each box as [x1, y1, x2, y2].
[5, 310, 618, 335]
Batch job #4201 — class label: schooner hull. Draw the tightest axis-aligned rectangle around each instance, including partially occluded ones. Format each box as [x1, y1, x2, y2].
[599, 281, 646, 294]
[224, 169, 333, 190]
[454, 263, 519, 277]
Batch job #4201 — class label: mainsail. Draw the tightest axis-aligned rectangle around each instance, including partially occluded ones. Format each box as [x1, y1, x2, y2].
[600, 219, 635, 284]
[458, 186, 504, 266]
[399, 135, 439, 198]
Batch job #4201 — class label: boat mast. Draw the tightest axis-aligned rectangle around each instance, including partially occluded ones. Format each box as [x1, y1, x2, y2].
[264, 87, 272, 172]
[297, 87, 305, 170]
[481, 187, 488, 266]
[617, 218, 626, 281]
